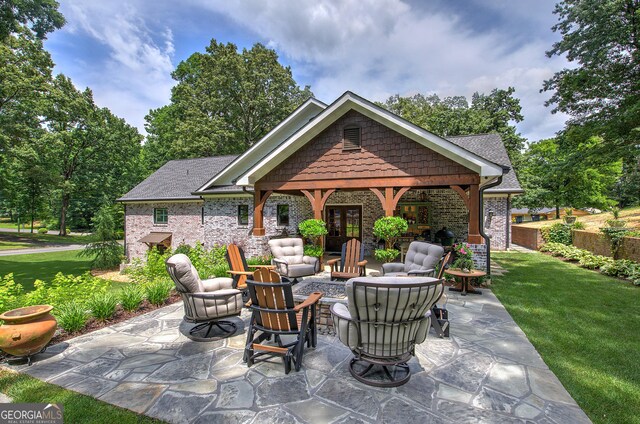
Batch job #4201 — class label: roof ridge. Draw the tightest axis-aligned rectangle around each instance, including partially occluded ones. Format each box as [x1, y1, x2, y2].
[165, 154, 239, 163]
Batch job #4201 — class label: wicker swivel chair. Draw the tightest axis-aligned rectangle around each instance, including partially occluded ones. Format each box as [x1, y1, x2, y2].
[331, 276, 443, 387]
[166, 254, 243, 341]
[244, 268, 323, 373]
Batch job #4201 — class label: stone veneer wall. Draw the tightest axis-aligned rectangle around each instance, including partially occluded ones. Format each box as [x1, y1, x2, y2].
[203, 195, 312, 257]
[125, 202, 204, 260]
[483, 196, 510, 251]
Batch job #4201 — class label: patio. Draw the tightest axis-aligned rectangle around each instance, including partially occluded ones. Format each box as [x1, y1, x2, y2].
[7, 283, 590, 424]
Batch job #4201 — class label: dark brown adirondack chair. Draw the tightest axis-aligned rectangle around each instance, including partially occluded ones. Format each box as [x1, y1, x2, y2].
[244, 268, 323, 373]
[327, 239, 367, 280]
[431, 251, 452, 338]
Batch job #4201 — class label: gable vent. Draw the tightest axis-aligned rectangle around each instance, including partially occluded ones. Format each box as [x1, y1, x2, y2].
[343, 126, 361, 150]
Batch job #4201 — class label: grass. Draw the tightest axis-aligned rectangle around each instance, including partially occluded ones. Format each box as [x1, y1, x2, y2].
[0, 369, 163, 424]
[0, 250, 93, 290]
[491, 251, 640, 424]
[0, 241, 32, 251]
[0, 231, 91, 245]
[515, 205, 640, 231]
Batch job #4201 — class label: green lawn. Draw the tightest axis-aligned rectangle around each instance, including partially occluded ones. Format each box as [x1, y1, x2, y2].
[0, 369, 164, 424]
[0, 231, 91, 245]
[492, 252, 640, 424]
[0, 250, 93, 290]
[0, 241, 32, 251]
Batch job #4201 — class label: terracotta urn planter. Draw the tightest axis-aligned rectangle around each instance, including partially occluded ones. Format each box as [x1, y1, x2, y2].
[0, 305, 57, 357]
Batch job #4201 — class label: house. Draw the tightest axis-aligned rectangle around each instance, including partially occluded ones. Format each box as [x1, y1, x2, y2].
[118, 91, 522, 270]
[511, 207, 593, 223]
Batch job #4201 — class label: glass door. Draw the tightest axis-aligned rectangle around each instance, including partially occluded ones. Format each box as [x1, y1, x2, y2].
[325, 205, 362, 252]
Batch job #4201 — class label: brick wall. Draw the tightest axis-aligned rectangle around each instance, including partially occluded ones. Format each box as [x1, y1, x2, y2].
[572, 230, 640, 261]
[511, 225, 544, 250]
[483, 197, 509, 250]
[125, 202, 204, 260]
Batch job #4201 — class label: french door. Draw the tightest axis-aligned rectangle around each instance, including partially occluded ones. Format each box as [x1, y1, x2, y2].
[325, 205, 362, 252]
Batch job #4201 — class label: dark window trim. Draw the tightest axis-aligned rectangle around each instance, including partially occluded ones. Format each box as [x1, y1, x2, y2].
[237, 204, 249, 226]
[277, 204, 290, 227]
[342, 125, 361, 151]
[154, 207, 168, 225]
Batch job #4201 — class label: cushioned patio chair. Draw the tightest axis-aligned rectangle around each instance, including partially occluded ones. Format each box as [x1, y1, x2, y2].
[244, 268, 323, 373]
[381, 241, 444, 277]
[327, 238, 367, 280]
[331, 276, 443, 387]
[268, 238, 320, 284]
[166, 254, 243, 341]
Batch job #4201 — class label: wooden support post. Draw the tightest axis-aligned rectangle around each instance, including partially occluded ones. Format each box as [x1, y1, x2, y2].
[301, 189, 335, 220]
[370, 187, 410, 216]
[468, 184, 482, 244]
[253, 189, 272, 236]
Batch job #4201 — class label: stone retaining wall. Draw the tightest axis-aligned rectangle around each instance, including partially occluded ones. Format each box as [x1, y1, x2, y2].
[572, 229, 640, 261]
[511, 225, 544, 250]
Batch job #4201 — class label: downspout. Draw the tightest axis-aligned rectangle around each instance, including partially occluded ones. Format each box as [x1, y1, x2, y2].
[479, 168, 507, 276]
[506, 194, 511, 250]
[123, 204, 127, 263]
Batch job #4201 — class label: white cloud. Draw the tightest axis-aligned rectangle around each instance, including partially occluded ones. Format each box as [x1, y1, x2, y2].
[195, 0, 569, 141]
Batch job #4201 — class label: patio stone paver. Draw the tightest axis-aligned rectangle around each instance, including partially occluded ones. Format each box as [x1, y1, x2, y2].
[2, 288, 592, 424]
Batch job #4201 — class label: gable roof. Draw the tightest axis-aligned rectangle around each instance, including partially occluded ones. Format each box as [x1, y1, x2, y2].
[118, 155, 238, 202]
[223, 91, 504, 187]
[447, 134, 522, 193]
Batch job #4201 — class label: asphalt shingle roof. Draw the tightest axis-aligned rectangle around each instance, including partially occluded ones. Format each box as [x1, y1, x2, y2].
[118, 155, 238, 202]
[447, 133, 522, 193]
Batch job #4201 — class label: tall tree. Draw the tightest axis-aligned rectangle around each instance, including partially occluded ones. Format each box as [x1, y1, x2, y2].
[514, 133, 621, 216]
[380, 88, 526, 165]
[544, 0, 640, 160]
[143, 39, 312, 170]
[0, 0, 64, 40]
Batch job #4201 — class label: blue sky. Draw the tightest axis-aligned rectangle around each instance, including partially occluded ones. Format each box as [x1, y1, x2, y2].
[44, 0, 570, 142]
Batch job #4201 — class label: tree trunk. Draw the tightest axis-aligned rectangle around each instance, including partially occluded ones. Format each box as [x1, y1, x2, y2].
[59, 193, 69, 236]
[555, 204, 560, 219]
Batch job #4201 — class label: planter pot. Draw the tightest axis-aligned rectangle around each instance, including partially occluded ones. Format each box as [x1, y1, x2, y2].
[564, 216, 576, 224]
[0, 305, 57, 357]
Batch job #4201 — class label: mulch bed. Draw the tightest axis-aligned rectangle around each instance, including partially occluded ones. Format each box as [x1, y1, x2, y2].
[48, 292, 181, 346]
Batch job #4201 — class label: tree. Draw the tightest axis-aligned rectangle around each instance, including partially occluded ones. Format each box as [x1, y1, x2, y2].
[544, 0, 640, 161]
[514, 133, 621, 217]
[143, 39, 312, 170]
[0, 0, 65, 40]
[380, 88, 525, 165]
[80, 204, 123, 270]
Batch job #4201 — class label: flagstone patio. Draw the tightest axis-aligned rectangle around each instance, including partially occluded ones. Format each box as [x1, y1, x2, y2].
[5, 287, 591, 424]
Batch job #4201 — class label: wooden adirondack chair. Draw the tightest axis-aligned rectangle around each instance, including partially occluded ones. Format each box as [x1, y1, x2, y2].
[244, 268, 323, 373]
[431, 251, 452, 338]
[327, 239, 367, 280]
[225, 244, 274, 291]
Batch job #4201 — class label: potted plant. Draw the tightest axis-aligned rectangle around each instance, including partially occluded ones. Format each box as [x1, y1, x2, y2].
[451, 242, 474, 272]
[373, 216, 408, 263]
[563, 208, 576, 224]
[298, 219, 328, 261]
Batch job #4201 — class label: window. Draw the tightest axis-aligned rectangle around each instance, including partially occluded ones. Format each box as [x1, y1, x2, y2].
[342, 126, 361, 150]
[277, 204, 289, 227]
[237, 205, 249, 226]
[154, 208, 168, 225]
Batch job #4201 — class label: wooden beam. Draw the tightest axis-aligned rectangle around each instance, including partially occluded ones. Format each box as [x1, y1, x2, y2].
[257, 174, 480, 191]
[252, 190, 272, 236]
[450, 185, 470, 209]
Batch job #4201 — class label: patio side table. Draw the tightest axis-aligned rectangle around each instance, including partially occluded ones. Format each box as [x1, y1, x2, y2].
[445, 268, 485, 296]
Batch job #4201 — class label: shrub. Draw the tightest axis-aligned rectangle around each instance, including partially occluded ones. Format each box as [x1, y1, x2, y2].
[87, 292, 118, 321]
[37, 227, 48, 234]
[303, 245, 323, 258]
[144, 279, 173, 305]
[174, 243, 193, 255]
[373, 216, 408, 249]
[23, 273, 108, 308]
[541, 223, 573, 245]
[600, 259, 636, 278]
[119, 285, 144, 312]
[55, 302, 89, 333]
[374, 248, 399, 263]
[298, 219, 328, 257]
[600, 227, 630, 259]
[578, 254, 612, 270]
[0, 274, 24, 314]
[246, 255, 272, 266]
[79, 205, 124, 270]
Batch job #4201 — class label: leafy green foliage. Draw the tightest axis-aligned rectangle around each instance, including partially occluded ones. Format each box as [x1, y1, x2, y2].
[144, 279, 173, 306]
[541, 223, 573, 245]
[374, 248, 399, 264]
[0, 273, 23, 312]
[79, 204, 123, 269]
[373, 216, 408, 249]
[246, 255, 272, 266]
[54, 301, 88, 333]
[600, 214, 631, 258]
[380, 88, 525, 162]
[143, 39, 312, 170]
[119, 285, 144, 312]
[451, 242, 474, 270]
[22, 272, 108, 308]
[37, 227, 47, 234]
[299, 219, 327, 257]
[87, 292, 118, 321]
[0, 0, 65, 40]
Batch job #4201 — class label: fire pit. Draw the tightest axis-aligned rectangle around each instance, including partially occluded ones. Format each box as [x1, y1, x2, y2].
[292, 280, 347, 335]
